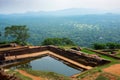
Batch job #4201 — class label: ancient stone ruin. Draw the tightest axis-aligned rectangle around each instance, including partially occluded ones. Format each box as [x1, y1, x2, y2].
[0, 45, 110, 67]
[0, 45, 110, 79]
[0, 68, 21, 80]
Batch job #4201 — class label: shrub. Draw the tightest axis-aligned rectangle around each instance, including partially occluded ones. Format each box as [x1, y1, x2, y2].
[96, 75, 109, 80]
[93, 43, 106, 50]
[41, 37, 75, 46]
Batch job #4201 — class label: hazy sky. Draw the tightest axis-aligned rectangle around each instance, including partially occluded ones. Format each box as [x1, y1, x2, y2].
[0, 0, 120, 14]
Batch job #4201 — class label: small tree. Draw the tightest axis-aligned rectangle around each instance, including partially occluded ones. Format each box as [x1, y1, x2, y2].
[41, 38, 75, 46]
[116, 44, 120, 49]
[106, 42, 118, 49]
[5, 25, 30, 45]
[0, 32, 1, 43]
[0, 32, 1, 37]
[93, 43, 106, 50]
[62, 38, 75, 45]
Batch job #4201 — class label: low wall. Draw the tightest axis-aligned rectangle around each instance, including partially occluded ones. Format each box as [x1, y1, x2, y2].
[86, 48, 120, 59]
[0, 46, 110, 67]
[47, 46, 110, 67]
[0, 44, 11, 48]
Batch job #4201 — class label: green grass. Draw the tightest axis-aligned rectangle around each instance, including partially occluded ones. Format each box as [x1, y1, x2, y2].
[78, 48, 120, 80]
[77, 68, 120, 80]
[95, 75, 109, 80]
[77, 57, 120, 79]
[15, 72, 32, 80]
[116, 50, 120, 57]
[74, 48, 120, 80]
[58, 45, 77, 50]
[95, 72, 120, 80]
[6, 69, 32, 80]
[99, 54, 117, 61]
[77, 68, 101, 79]
[81, 48, 117, 61]
[81, 48, 96, 54]
[21, 68, 71, 80]
[116, 54, 120, 57]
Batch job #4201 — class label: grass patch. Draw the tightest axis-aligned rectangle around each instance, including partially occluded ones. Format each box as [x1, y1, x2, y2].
[6, 69, 32, 80]
[77, 68, 101, 79]
[96, 75, 109, 80]
[21, 68, 71, 80]
[77, 68, 120, 80]
[81, 48, 96, 54]
[116, 54, 120, 57]
[116, 50, 120, 57]
[15, 72, 32, 80]
[96, 72, 120, 80]
[77, 61, 120, 80]
[77, 59, 119, 79]
[81, 48, 117, 61]
[98, 54, 117, 61]
[58, 45, 77, 50]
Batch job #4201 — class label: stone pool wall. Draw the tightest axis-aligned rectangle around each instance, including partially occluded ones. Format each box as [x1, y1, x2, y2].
[0, 45, 110, 67]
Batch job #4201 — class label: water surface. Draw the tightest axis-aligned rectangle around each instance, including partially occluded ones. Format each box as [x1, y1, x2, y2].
[30, 56, 81, 76]
[11, 56, 82, 76]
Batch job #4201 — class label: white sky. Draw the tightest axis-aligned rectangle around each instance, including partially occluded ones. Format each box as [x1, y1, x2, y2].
[0, 0, 120, 14]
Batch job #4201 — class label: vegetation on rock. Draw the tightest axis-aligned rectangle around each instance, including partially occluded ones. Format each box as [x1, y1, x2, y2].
[93, 42, 120, 50]
[41, 37, 75, 46]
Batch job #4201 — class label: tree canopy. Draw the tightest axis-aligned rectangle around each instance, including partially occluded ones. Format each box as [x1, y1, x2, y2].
[0, 32, 1, 42]
[93, 42, 120, 50]
[41, 38, 75, 46]
[92, 43, 106, 50]
[0, 32, 1, 37]
[5, 25, 30, 45]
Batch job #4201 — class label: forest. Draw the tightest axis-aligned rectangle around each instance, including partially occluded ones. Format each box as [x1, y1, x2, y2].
[0, 14, 120, 47]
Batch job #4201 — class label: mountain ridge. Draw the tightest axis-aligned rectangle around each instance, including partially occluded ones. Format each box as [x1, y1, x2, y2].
[0, 8, 120, 16]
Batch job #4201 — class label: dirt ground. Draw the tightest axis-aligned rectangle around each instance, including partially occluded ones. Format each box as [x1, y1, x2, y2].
[17, 70, 46, 80]
[80, 72, 100, 80]
[103, 64, 120, 76]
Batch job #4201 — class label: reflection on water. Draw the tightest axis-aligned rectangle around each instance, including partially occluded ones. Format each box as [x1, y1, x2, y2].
[12, 56, 82, 76]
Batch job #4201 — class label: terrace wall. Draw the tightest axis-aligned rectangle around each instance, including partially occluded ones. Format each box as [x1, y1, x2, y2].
[0, 46, 110, 67]
[86, 48, 120, 59]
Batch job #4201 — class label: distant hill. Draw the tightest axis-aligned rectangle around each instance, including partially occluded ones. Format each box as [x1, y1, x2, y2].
[0, 8, 120, 17]
[0, 8, 120, 47]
